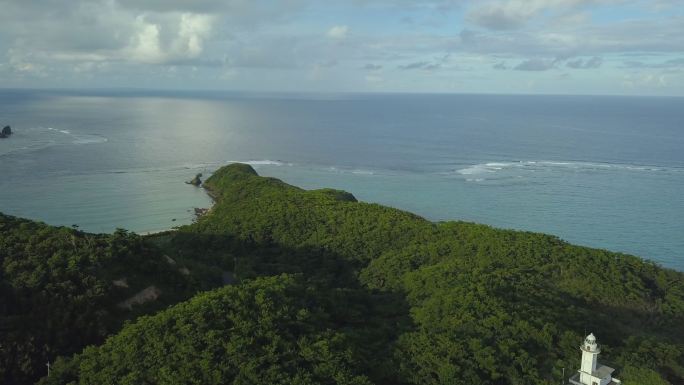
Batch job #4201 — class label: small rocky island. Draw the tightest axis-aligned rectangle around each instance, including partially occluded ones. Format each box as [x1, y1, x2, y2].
[0, 125, 11, 138]
[186, 173, 202, 186]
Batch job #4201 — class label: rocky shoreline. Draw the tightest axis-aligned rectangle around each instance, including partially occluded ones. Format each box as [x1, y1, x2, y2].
[193, 207, 210, 219]
[135, 173, 214, 236]
[185, 173, 202, 186]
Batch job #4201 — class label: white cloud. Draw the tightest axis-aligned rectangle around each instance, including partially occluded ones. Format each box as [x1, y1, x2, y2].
[327, 25, 349, 39]
[0, 0, 682, 94]
[129, 19, 164, 63]
[89, 12, 215, 65]
[176, 14, 213, 57]
[0, 0, 279, 69]
[622, 73, 669, 89]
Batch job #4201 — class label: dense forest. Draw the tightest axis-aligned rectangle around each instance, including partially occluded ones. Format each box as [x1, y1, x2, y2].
[0, 215, 221, 384]
[2, 163, 683, 384]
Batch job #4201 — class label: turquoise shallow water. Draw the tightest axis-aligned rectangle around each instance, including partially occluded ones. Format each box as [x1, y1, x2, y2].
[0, 90, 682, 269]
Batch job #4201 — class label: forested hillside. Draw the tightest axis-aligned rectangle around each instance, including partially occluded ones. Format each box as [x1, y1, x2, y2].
[40, 274, 383, 385]
[11, 163, 684, 385]
[0, 215, 216, 385]
[191, 163, 684, 385]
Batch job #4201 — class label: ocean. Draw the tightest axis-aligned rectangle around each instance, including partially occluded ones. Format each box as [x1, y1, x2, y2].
[1, 89, 682, 270]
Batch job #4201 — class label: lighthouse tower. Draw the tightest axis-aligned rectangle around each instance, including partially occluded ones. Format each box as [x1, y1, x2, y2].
[580, 334, 601, 384]
[568, 333, 621, 385]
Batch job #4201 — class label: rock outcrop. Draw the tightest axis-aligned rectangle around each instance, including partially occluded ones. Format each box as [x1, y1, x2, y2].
[186, 173, 202, 186]
[0, 125, 11, 138]
[194, 207, 209, 219]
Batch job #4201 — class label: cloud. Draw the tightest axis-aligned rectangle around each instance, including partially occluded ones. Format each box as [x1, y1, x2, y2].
[0, 0, 683, 94]
[514, 58, 557, 71]
[467, 1, 534, 30]
[0, 0, 303, 70]
[622, 58, 684, 69]
[466, 0, 598, 31]
[566, 56, 602, 69]
[7, 49, 46, 76]
[115, 0, 236, 13]
[398, 61, 441, 70]
[622, 73, 669, 89]
[457, 14, 684, 59]
[92, 12, 214, 64]
[327, 25, 349, 39]
[117, 0, 309, 23]
[493, 61, 508, 70]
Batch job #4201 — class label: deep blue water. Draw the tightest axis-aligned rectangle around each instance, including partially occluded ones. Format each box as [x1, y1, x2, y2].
[1, 90, 682, 269]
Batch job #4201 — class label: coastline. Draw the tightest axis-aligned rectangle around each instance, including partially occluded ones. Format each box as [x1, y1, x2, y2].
[137, 182, 217, 237]
[126, 166, 684, 273]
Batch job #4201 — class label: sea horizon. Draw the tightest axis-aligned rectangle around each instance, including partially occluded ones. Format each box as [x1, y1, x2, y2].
[3, 86, 684, 99]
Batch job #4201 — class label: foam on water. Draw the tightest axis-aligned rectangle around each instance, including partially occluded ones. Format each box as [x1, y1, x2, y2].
[47, 128, 71, 135]
[456, 160, 681, 181]
[0, 126, 107, 157]
[227, 159, 292, 167]
[72, 135, 108, 144]
[457, 164, 503, 175]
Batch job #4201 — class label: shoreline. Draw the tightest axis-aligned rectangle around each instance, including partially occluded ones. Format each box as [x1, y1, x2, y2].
[137, 183, 217, 237]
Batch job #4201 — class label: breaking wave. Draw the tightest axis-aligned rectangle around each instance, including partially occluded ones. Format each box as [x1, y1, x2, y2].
[236, 160, 292, 166]
[456, 160, 681, 181]
[46, 127, 108, 145]
[0, 126, 107, 157]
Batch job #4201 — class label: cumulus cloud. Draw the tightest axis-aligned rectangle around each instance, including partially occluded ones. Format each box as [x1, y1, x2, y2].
[81, 12, 214, 65]
[0, 0, 302, 71]
[0, 0, 683, 94]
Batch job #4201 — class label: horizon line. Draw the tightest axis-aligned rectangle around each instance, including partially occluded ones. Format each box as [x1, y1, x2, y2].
[1, 86, 682, 99]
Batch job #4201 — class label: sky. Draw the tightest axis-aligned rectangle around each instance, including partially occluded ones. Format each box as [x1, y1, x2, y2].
[0, 0, 683, 95]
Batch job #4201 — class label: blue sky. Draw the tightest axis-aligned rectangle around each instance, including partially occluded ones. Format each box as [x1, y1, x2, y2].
[0, 0, 683, 95]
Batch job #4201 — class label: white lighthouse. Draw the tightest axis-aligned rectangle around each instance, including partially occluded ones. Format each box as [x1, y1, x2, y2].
[568, 333, 621, 385]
